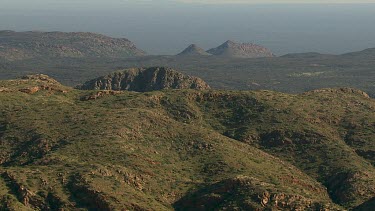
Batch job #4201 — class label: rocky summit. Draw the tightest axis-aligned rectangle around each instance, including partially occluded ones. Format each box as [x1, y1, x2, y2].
[207, 40, 274, 58]
[177, 44, 211, 56]
[0, 30, 146, 60]
[77, 67, 210, 91]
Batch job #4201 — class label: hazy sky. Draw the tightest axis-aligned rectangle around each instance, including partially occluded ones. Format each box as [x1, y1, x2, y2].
[179, 0, 375, 3]
[1, 1, 375, 55]
[2, 0, 375, 7]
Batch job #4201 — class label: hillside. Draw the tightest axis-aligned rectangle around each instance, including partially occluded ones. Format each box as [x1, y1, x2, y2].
[207, 40, 274, 58]
[0, 30, 145, 60]
[77, 67, 210, 91]
[0, 74, 374, 210]
[341, 47, 375, 58]
[177, 44, 211, 56]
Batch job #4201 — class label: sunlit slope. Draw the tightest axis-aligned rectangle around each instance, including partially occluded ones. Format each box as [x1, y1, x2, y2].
[0, 75, 374, 210]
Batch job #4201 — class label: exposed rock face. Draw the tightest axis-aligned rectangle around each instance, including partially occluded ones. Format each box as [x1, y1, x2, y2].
[177, 44, 211, 56]
[0, 30, 145, 60]
[207, 40, 274, 58]
[77, 67, 210, 92]
[174, 176, 338, 210]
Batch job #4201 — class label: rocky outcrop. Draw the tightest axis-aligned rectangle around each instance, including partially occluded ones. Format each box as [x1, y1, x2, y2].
[19, 86, 40, 94]
[0, 74, 69, 94]
[177, 44, 211, 56]
[304, 88, 370, 99]
[1, 172, 47, 209]
[0, 30, 145, 60]
[174, 176, 337, 210]
[21, 74, 59, 84]
[207, 40, 274, 58]
[77, 67, 210, 92]
[17, 74, 69, 94]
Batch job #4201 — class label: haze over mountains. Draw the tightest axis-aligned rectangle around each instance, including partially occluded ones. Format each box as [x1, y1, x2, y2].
[177, 41, 274, 58]
[206, 40, 275, 58]
[1, 1, 375, 210]
[2, 3, 375, 55]
[0, 31, 275, 59]
[0, 30, 374, 98]
[0, 31, 145, 60]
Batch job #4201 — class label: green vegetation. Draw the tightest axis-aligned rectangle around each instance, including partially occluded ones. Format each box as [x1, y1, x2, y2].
[0, 51, 374, 98]
[0, 75, 374, 210]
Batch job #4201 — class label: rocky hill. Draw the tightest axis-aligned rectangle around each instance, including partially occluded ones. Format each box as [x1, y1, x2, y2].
[77, 67, 210, 91]
[0, 74, 374, 210]
[207, 40, 274, 58]
[177, 44, 211, 56]
[0, 30, 145, 60]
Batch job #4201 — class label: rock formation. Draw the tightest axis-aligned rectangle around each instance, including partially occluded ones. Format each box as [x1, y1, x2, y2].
[77, 67, 210, 92]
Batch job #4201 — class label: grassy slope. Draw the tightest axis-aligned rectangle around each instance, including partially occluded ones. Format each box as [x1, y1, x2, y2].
[0, 76, 374, 210]
[158, 89, 375, 208]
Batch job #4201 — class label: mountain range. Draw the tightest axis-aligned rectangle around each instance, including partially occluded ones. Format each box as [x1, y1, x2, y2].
[0, 31, 275, 60]
[0, 30, 146, 60]
[0, 71, 374, 210]
[0, 30, 374, 99]
[177, 41, 274, 58]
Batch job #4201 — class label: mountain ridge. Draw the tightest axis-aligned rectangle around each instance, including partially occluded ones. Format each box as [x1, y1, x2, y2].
[207, 40, 275, 58]
[177, 44, 211, 56]
[0, 30, 146, 60]
[77, 67, 210, 91]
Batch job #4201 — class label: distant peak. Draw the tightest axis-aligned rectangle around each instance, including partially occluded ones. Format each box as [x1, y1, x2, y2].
[224, 40, 237, 45]
[0, 30, 146, 60]
[188, 44, 198, 48]
[177, 44, 211, 56]
[207, 40, 274, 58]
